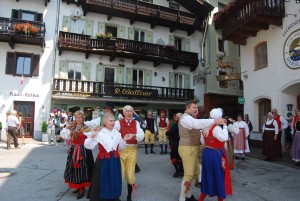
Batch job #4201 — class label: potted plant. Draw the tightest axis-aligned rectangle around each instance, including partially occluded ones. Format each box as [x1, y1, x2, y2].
[41, 121, 48, 142]
[96, 32, 106, 39]
[13, 22, 40, 37]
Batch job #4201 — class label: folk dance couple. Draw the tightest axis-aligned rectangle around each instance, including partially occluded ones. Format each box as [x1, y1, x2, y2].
[178, 100, 232, 201]
[61, 105, 144, 201]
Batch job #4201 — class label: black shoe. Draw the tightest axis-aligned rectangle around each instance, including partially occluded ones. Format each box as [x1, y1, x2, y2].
[135, 165, 140, 173]
[195, 181, 201, 188]
[77, 192, 85, 199]
[72, 189, 80, 193]
[241, 157, 245, 160]
[145, 150, 148, 154]
[173, 172, 180, 178]
[264, 157, 270, 161]
[164, 150, 168, 154]
[186, 195, 197, 201]
[150, 151, 156, 154]
[235, 156, 240, 160]
[127, 196, 132, 201]
[160, 151, 164, 154]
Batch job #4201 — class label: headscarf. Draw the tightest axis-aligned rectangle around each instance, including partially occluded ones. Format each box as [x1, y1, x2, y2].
[210, 108, 223, 119]
[267, 112, 274, 118]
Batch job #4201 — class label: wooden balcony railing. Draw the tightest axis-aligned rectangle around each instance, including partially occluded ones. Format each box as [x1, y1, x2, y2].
[214, 0, 285, 45]
[16, 0, 50, 6]
[53, 78, 195, 101]
[0, 17, 45, 49]
[58, 31, 199, 71]
[63, 0, 201, 35]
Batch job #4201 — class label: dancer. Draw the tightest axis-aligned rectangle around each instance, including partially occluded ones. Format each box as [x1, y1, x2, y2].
[232, 115, 250, 160]
[144, 111, 156, 154]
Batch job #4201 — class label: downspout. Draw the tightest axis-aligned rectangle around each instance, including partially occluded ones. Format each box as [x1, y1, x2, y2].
[50, 0, 61, 109]
[200, 15, 210, 94]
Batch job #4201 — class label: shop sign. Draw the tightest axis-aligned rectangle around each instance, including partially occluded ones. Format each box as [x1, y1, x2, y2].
[284, 29, 300, 69]
[238, 97, 245, 104]
[216, 73, 241, 81]
[111, 87, 158, 98]
[10, 92, 39, 97]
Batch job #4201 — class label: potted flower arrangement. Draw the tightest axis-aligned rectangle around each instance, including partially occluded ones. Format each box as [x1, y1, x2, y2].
[96, 32, 106, 39]
[13, 22, 40, 37]
[41, 120, 48, 142]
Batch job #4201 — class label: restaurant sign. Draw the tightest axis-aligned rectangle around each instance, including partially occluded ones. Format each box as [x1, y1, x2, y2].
[111, 86, 158, 98]
[284, 29, 300, 69]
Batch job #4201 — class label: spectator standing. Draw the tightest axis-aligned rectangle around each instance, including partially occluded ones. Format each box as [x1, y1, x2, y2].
[17, 112, 25, 145]
[144, 111, 156, 154]
[6, 110, 20, 150]
[232, 115, 250, 160]
[47, 113, 58, 146]
[290, 111, 300, 165]
[272, 108, 288, 158]
[244, 114, 253, 139]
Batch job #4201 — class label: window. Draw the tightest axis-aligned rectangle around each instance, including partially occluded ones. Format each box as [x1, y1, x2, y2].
[133, 70, 144, 85]
[106, 25, 117, 38]
[239, 80, 243, 91]
[174, 37, 182, 51]
[70, 18, 85, 34]
[258, 98, 271, 131]
[68, 62, 82, 80]
[139, 0, 153, 3]
[169, 2, 179, 10]
[134, 30, 145, 42]
[237, 45, 241, 58]
[216, 35, 229, 55]
[255, 42, 268, 69]
[11, 9, 43, 22]
[104, 67, 116, 83]
[174, 73, 184, 88]
[218, 71, 228, 88]
[218, 37, 224, 53]
[6, 52, 40, 77]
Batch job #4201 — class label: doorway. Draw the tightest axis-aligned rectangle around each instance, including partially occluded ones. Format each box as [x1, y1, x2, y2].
[14, 101, 35, 138]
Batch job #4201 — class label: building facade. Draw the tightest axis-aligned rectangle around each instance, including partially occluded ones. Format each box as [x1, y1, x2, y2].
[214, 0, 299, 141]
[0, 0, 213, 139]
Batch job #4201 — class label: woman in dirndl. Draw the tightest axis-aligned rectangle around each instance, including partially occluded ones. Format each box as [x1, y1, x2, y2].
[291, 111, 300, 166]
[232, 115, 250, 160]
[199, 108, 232, 201]
[61, 110, 94, 199]
[84, 113, 134, 201]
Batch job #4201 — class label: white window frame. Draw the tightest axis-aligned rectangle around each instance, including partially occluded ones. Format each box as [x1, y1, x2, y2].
[216, 34, 229, 56]
[133, 69, 144, 85]
[139, 0, 153, 3]
[68, 62, 83, 80]
[174, 73, 184, 89]
[70, 18, 85, 34]
[134, 29, 146, 42]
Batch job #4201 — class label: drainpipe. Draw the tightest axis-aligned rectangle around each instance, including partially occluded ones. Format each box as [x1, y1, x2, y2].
[200, 15, 210, 94]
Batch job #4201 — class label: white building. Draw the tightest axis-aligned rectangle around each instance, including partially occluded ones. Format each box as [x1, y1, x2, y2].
[0, 0, 56, 140]
[214, 0, 300, 141]
[0, 0, 213, 140]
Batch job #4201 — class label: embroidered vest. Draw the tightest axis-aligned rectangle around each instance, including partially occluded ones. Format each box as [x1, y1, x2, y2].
[119, 118, 137, 144]
[204, 125, 225, 149]
[274, 115, 282, 130]
[159, 117, 167, 128]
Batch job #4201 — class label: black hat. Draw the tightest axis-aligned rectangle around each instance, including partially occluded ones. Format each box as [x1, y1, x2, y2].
[103, 103, 115, 111]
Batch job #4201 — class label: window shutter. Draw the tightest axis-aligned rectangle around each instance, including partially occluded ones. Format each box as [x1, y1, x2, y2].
[117, 26, 125, 38]
[82, 63, 91, 81]
[62, 16, 71, 32]
[144, 70, 152, 86]
[96, 64, 104, 82]
[128, 27, 134, 40]
[169, 72, 175, 87]
[31, 54, 40, 76]
[146, 31, 153, 43]
[5, 52, 15, 75]
[126, 68, 133, 84]
[117, 67, 124, 83]
[169, 35, 175, 46]
[184, 74, 190, 89]
[59, 60, 68, 79]
[98, 22, 105, 34]
[37, 13, 43, 22]
[84, 20, 94, 36]
[11, 9, 19, 19]
[182, 38, 190, 52]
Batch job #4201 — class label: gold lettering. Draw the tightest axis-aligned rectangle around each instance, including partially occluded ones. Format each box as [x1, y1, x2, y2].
[114, 88, 121, 94]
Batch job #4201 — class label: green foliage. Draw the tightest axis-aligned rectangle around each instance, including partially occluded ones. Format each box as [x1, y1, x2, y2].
[0, 122, 2, 130]
[41, 121, 47, 133]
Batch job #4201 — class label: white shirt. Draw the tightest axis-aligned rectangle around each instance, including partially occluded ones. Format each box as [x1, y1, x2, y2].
[201, 125, 229, 144]
[262, 119, 279, 135]
[233, 121, 250, 137]
[157, 117, 169, 128]
[114, 119, 145, 143]
[179, 114, 214, 130]
[84, 127, 127, 151]
[274, 115, 288, 130]
[60, 127, 92, 140]
[85, 116, 102, 129]
[7, 115, 19, 128]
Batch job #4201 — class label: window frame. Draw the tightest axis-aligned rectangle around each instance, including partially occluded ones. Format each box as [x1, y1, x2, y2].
[254, 41, 268, 70]
[11, 9, 43, 22]
[218, 70, 228, 89]
[134, 29, 146, 42]
[104, 66, 117, 83]
[169, 2, 179, 10]
[174, 73, 185, 89]
[5, 52, 40, 77]
[67, 62, 83, 80]
[105, 25, 118, 38]
[132, 69, 144, 86]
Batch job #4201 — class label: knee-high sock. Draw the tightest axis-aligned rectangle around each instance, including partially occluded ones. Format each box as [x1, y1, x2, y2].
[179, 180, 186, 201]
[198, 194, 207, 201]
[186, 181, 193, 198]
[127, 183, 132, 198]
[145, 144, 148, 151]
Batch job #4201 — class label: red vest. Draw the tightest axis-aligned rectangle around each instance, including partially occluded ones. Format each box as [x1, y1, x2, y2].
[119, 118, 137, 144]
[293, 116, 298, 131]
[274, 115, 282, 130]
[204, 125, 225, 149]
[159, 117, 167, 128]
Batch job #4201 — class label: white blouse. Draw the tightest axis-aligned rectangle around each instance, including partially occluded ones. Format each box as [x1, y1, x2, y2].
[201, 125, 229, 145]
[262, 119, 279, 135]
[84, 127, 127, 152]
[60, 127, 92, 140]
[233, 121, 250, 136]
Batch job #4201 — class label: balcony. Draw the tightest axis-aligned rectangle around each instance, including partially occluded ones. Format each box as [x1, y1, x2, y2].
[63, 0, 202, 35]
[214, 0, 285, 45]
[53, 78, 195, 102]
[58, 31, 199, 71]
[16, 0, 50, 6]
[0, 17, 45, 49]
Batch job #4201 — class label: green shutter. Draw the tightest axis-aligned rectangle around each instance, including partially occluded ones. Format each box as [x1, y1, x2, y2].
[82, 63, 91, 81]
[184, 74, 190, 89]
[84, 20, 94, 36]
[169, 72, 175, 87]
[169, 35, 175, 46]
[62, 16, 71, 32]
[144, 70, 152, 86]
[59, 60, 68, 79]
[98, 22, 106, 34]
[96, 64, 104, 82]
[183, 38, 190, 52]
[128, 27, 134, 40]
[117, 26, 125, 38]
[126, 68, 133, 84]
[146, 31, 153, 43]
[117, 67, 124, 83]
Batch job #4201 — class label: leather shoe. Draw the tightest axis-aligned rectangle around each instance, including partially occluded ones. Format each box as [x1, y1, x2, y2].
[186, 195, 197, 201]
[77, 192, 85, 199]
[72, 189, 80, 193]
